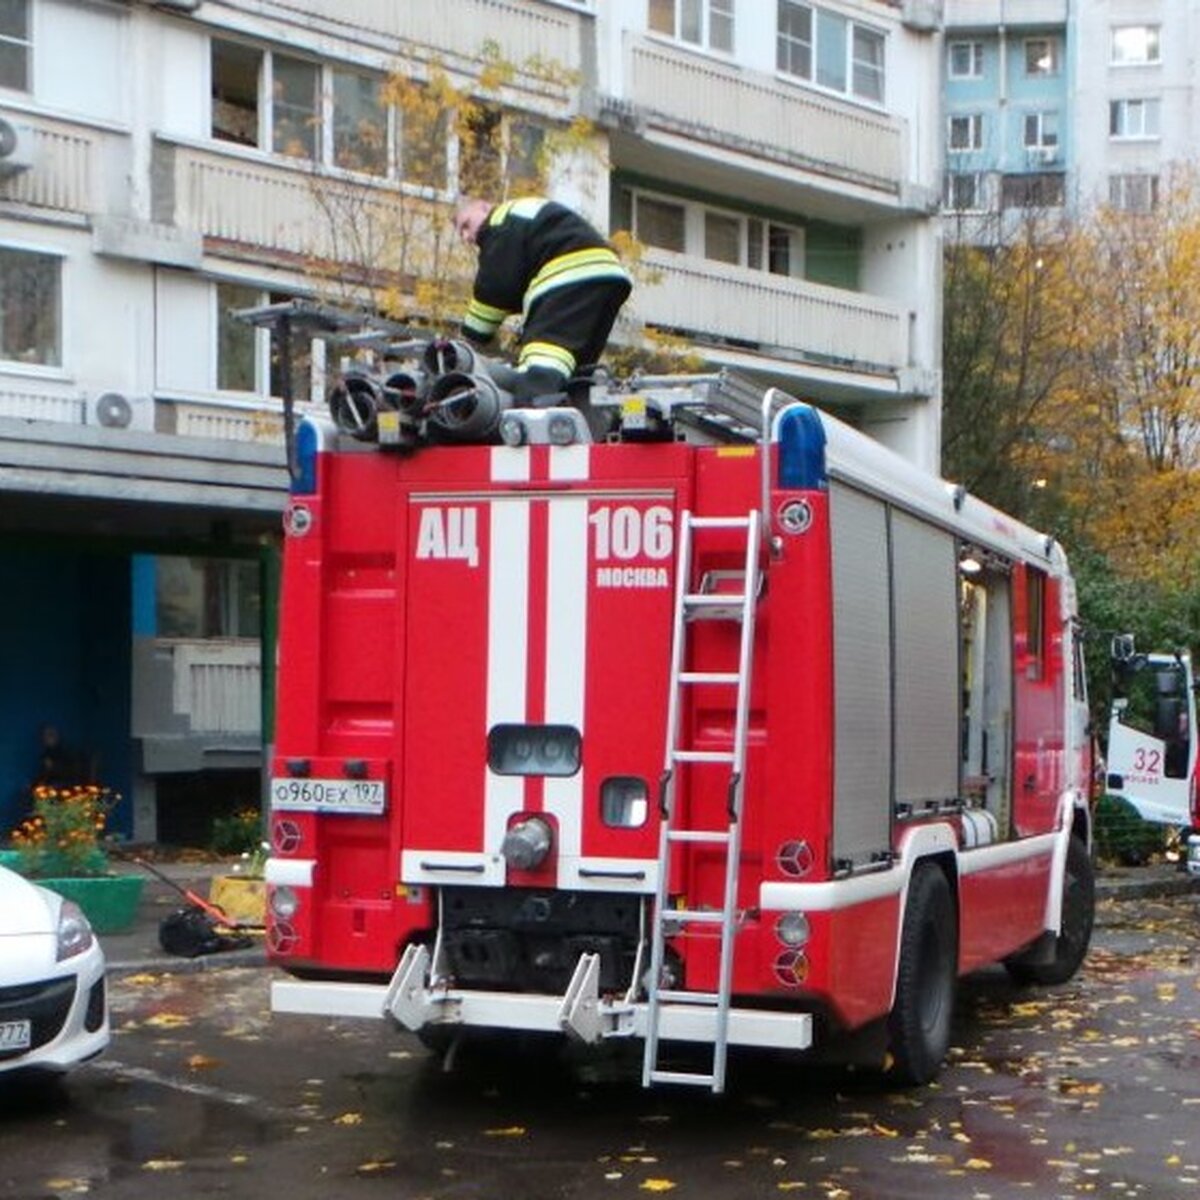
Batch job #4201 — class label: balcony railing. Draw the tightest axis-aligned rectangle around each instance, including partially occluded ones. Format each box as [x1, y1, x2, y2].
[622, 36, 904, 194]
[944, 0, 1068, 27]
[168, 639, 262, 736]
[0, 114, 100, 214]
[250, 0, 582, 79]
[635, 251, 908, 374]
[159, 137, 449, 268]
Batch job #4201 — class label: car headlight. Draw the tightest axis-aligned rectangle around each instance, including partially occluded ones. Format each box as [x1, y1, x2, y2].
[57, 900, 95, 961]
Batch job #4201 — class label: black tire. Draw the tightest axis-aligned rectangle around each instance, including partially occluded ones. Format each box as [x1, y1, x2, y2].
[888, 864, 957, 1086]
[1005, 834, 1095, 986]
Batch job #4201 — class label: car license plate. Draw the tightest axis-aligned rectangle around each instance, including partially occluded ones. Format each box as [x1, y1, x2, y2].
[270, 777, 386, 815]
[0, 1020, 31, 1051]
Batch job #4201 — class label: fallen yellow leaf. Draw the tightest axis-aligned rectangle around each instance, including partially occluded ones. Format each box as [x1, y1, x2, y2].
[484, 1126, 526, 1137]
[333, 1112, 363, 1126]
[186, 1054, 219, 1071]
[141, 1160, 184, 1172]
[639, 1181, 676, 1193]
[144, 1013, 190, 1030]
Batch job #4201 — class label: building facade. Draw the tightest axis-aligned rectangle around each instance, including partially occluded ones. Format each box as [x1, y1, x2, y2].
[0, 0, 945, 842]
[943, 0, 1200, 227]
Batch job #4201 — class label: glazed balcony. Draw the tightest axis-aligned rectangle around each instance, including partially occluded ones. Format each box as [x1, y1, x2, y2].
[613, 34, 906, 199]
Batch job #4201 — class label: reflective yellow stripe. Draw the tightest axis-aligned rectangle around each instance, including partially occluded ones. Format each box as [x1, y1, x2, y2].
[488, 197, 548, 227]
[465, 299, 507, 337]
[518, 342, 576, 374]
[524, 248, 629, 311]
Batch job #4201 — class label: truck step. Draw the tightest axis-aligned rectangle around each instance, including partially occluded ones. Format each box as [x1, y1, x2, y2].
[666, 829, 731, 844]
[647, 1069, 718, 1088]
[688, 516, 752, 530]
[662, 908, 725, 925]
[671, 750, 736, 764]
[654, 989, 719, 1005]
[684, 593, 748, 608]
[679, 671, 740, 685]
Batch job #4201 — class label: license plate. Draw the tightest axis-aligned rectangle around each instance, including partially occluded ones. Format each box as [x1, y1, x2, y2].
[270, 777, 386, 815]
[0, 1020, 31, 1051]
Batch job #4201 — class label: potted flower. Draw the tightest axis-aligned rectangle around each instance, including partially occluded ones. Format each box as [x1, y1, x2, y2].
[207, 807, 267, 926]
[8, 785, 144, 933]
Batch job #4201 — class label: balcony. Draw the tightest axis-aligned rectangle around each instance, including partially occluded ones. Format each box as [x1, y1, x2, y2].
[944, 0, 1067, 28]
[635, 250, 908, 376]
[260, 0, 583, 82]
[0, 111, 103, 215]
[615, 35, 905, 198]
[156, 137, 445, 268]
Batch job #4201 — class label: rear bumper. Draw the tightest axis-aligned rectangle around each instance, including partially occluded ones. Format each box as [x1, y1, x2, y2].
[271, 945, 812, 1052]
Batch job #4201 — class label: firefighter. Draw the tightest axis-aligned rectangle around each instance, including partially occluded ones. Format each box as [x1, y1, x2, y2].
[454, 195, 632, 405]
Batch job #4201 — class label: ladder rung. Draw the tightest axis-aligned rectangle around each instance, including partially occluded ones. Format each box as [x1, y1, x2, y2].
[648, 1069, 717, 1087]
[672, 750, 736, 764]
[684, 593, 748, 608]
[663, 908, 725, 925]
[666, 829, 731, 844]
[655, 990, 719, 1005]
[688, 516, 752, 530]
[679, 671, 740, 685]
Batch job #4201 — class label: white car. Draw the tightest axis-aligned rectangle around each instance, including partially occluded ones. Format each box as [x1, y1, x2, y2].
[0, 865, 109, 1075]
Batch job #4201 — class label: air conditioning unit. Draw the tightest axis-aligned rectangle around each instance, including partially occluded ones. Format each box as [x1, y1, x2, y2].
[87, 392, 153, 432]
[1027, 145, 1059, 167]
[0, 115, 36, 178]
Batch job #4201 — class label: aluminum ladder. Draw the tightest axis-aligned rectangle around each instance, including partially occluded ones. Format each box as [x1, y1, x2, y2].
[642, 507, 761, 1093]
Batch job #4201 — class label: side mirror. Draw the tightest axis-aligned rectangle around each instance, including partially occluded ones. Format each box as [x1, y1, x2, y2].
[1111, 633, 1135, 663]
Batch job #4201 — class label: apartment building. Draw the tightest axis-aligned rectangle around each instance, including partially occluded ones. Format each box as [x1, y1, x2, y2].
[0, 0, 944, 842]
[943, 0, 1200, 227]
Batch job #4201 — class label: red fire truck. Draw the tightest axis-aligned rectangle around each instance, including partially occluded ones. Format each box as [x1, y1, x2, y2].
[266, 352, 1095, 1093]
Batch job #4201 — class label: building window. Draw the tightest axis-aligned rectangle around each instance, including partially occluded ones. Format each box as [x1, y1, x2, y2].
[777, 1, 885, 102]
[704, 211, 740, 265]
[777, 0, 812, 77]
[948, 113, 983, 153]
[216, 282, 314, 402]
[0, 0, 31, 92]
[1023, 110, 1059, 149]
[944, 172, 983, 212]
[0, 247, 61, 367]
[649, 0, 734, 53]
[633, 194, 687, 253]
[1111, 25, 1160, 66]
[331, 68, 386, 176]
[947, 40, 983, 79]
[1109, 173, 1159, 213]
[851, 24, 885, 102]
[1024, 37, 1059, 76]
[620, 188, 804, 277]
[272, 54, 320, 160]
[212, 41, 262, 147]
[216, 282, 259, 393]
[1001, 172, 1064, 209]
[1110, 97, 1160, 138]
[156, 557, 261, 640]
[398, 85, 450, 191]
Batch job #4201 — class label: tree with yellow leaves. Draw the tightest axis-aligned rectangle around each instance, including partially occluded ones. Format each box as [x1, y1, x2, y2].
[1032, 169, 1200, 592]
[304, 43, 603, 332]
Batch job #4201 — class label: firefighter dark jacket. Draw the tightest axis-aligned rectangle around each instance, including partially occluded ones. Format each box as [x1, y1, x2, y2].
[463, 198, 631, 345]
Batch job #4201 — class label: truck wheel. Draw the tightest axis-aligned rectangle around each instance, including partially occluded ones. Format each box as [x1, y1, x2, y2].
[1005, 835, 1094, 986]
[888, 864, 957, 1086]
